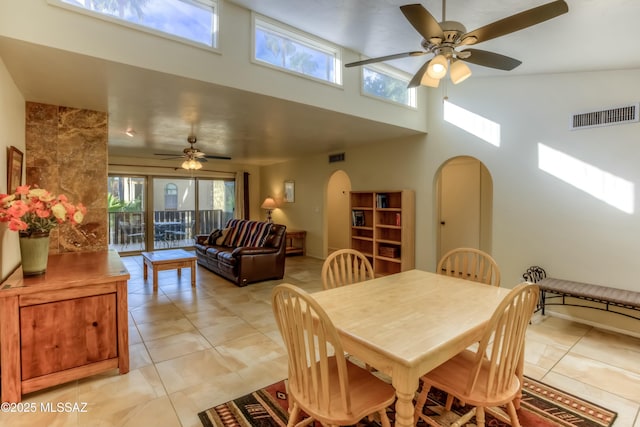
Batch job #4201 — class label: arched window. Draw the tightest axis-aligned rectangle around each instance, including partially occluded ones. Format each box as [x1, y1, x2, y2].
[165, 183, 178, 211]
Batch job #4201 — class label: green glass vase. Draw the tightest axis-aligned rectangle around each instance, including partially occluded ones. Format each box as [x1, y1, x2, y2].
[19, 232, 50, 276]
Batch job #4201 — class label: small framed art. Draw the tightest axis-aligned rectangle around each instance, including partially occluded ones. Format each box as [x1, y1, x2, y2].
[284, 180, 295, 203]
[7, 146, 23, 194]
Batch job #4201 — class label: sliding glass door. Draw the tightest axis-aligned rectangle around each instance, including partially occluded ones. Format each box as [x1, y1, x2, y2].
[198, 178, 235, 235]
[152, 177, 195, 250]
[108, 176, 146, 253]
[108, 174, 235, 254]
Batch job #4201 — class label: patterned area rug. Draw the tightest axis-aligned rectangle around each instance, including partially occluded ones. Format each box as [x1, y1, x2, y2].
[198, 376, 616, 427]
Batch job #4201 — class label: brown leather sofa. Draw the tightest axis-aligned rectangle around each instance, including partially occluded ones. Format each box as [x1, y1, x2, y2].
[194, 219, 286, 286]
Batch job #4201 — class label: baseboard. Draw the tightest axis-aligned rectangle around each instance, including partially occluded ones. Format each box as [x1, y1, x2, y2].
[542, 310, 640, 339]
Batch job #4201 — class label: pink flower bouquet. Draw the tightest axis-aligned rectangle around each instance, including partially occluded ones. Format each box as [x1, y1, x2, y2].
[0, 185, 86, 236]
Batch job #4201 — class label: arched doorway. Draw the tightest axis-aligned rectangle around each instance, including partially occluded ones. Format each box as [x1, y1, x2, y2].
[325, 170, 352, 257]
[436, 156, 493, 263]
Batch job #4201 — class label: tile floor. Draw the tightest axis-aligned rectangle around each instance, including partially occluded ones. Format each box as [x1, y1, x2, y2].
[2, 255, 639, 426]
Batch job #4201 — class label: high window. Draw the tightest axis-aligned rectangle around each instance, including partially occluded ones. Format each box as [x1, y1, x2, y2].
[362, 66, 416, 108]
[53, 0, 218, 48]
[253, 15, 342, 85]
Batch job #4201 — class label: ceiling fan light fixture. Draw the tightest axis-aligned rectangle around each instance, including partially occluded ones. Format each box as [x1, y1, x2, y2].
[427, 54, 448, 79]
[450, 59, 472, 84]
[182, 158, 202, 170]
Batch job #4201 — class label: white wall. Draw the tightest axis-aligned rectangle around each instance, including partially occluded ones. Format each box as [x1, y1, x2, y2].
[262, 68, 640, 334]
[0, 57, 25, 280]
[0, 0, 427, 133]
[427, 70, 640, 291]
[262, 135, 431, 260]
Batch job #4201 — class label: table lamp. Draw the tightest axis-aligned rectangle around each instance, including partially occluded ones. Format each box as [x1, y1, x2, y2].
[261, 196, 277, 222]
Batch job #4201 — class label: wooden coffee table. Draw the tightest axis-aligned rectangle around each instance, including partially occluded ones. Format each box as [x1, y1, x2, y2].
[141, 249, 197, 291]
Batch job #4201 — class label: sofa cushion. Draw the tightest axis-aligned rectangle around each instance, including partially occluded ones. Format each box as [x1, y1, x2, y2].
[205, 246, 224, 258]
[217, 227, 231, 245]
[207, 229, 222, 245]
[217, 250, 237, 266]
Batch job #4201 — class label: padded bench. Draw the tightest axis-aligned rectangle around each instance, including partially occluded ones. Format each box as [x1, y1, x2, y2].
[522, 266, 640, 321]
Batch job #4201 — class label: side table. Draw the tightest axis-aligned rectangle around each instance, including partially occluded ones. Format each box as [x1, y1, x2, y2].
[285, 230, 306, 256]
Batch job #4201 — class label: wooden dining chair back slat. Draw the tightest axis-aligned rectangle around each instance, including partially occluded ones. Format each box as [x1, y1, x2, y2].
[468, 283, 539, 397]
[437, 247, 501, 286]
[272, 283, 395, 427]
[414, 283, 539, 427]
[321, 249, 375, 290]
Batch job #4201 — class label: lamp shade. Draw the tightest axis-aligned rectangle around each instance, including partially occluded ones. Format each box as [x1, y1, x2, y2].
[450, 59, 472, 84]
[261, 197, 277, 210]
[427, 54, 448, 79]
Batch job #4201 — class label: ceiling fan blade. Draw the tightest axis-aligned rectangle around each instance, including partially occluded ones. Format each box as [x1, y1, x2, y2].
[407, 60, 431, 88]
[400, 4, 443, 42]
[461, 0, 568, 45]
[155, 154, 186, 161]
[345, 51, 426, 68]
[460, 49, 522, 71]
[203, 155, 232, 160]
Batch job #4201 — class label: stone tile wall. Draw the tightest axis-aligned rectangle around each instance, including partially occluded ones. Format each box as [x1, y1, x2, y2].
[25, 102, 108, 253]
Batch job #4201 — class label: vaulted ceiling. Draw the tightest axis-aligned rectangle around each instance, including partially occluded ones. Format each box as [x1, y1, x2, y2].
[2, 0, 639, 166]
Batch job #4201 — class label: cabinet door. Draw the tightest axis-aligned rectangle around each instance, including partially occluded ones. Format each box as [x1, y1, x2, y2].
[20, 293, 118, 379]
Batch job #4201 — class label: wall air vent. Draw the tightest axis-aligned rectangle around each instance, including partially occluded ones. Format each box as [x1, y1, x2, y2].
[328, 152, 345, 163]
[570, 103, 639, 130]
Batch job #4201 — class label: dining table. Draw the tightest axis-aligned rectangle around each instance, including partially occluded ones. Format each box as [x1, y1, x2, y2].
[310, 269, 516, 427]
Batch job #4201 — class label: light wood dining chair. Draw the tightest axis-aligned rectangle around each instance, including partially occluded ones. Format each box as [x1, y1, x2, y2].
[414, 282, 539, 427]
[272, 283, 395, 427]
[437, 247, 501, 286]
[321, 249, 375, 290]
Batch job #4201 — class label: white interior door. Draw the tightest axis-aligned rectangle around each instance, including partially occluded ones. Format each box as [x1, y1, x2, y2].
[438, 158, 481, 259]
[326, 170, 351, 255]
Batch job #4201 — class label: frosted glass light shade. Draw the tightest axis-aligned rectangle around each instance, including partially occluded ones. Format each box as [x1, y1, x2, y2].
[450, 60, 472, 84]
[420, 72, 440, 88]
[427, 54, 448, 79]
[182, 158, 203, 169]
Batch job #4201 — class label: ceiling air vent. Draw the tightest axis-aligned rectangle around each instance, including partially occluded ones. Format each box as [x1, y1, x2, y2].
[329, 152, 345, 163]
[570, 103, 639, 130]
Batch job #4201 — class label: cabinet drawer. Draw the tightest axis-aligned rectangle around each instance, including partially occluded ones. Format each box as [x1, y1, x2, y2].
[20, 293, 118, 380]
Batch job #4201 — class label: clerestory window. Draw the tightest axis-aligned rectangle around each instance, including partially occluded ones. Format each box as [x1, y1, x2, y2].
[362, 65, 417, 108]
[52, 0, 218, 49]
[253, 15, 342, 86]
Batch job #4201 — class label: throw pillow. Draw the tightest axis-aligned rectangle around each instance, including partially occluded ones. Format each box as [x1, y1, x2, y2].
[216, 227, 231, 245]
[207, 229, 222, 245]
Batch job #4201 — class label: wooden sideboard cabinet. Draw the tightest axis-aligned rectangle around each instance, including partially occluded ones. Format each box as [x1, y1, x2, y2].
[0, 250, 130, 403]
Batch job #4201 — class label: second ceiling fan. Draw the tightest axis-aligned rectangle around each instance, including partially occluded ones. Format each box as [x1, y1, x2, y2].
[154, 135, 231, 170]
[345, 0, 569, 88]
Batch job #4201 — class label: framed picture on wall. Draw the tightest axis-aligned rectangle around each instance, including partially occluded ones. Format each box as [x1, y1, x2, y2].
[7, 146, 23, 194]
[284, 180, 295, 203]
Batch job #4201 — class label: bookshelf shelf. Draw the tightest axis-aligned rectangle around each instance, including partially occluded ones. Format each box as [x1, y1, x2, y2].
[350, 190, 415, 277]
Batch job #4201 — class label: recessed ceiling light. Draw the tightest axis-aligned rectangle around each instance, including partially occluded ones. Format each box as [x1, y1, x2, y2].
[125, 129, 135, 137]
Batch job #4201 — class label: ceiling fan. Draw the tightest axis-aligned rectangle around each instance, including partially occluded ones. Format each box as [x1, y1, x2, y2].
[345, 0, 568, 88]
[154, 135, 231, 170]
